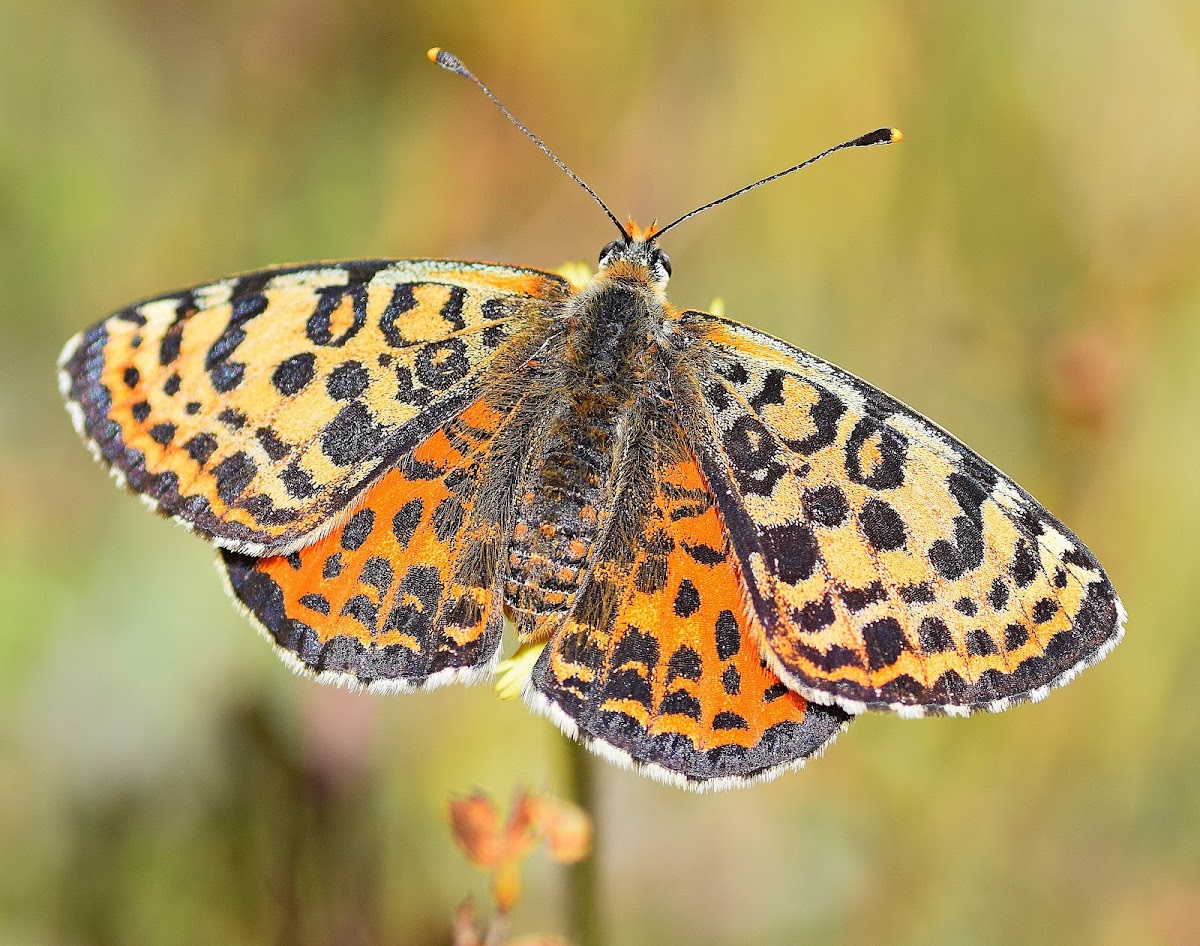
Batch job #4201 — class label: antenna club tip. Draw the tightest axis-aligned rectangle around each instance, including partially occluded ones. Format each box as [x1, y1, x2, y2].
[890, 127, 903, 143]
[427, 47, 468, 76]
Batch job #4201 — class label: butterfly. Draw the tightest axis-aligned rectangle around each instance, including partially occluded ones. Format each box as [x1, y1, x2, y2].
[57, 48, 1124, 791]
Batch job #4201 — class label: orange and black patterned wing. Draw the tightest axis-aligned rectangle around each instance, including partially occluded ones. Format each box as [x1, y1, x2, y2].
[681, 311, 1125, 717]
[218, 395, 520, 690]
[525, 420, 849, 790]
[59, 260, 569, 555]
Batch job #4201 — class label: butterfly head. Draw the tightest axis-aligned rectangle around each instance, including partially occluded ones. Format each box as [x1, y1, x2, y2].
[597, 219, 672, 291]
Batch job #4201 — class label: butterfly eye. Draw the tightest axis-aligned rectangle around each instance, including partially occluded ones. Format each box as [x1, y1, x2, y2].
[599, 240, 623, 265]
[653, 248, 672, 278]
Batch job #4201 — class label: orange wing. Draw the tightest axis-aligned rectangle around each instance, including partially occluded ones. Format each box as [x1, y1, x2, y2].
[681, 310, 1125, 716]
[60, 260, 569, 555]
[526, 429, 848, 790]
[219, 396, 515, 690]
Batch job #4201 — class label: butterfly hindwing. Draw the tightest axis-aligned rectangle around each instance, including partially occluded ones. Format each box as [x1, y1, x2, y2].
[59, 259, 569, 555]
[219, 394, 524, 690]
[682, 311, 1124, 716]
[525, 418, 849, 790]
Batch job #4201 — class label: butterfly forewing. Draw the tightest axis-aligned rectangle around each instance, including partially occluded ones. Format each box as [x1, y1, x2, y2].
[682, 311, 1124, 716]
[59, 260, 570, 555]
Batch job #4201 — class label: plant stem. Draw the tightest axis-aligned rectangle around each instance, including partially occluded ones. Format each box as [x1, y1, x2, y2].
[563, 736, 601, 946]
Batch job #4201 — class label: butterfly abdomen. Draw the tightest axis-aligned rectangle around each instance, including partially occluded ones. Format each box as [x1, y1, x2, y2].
[504, 395, 621, 641]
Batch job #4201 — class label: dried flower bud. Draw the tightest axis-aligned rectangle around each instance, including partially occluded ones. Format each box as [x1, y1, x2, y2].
[448, 793, 503, 868]
[530, 796, 592, 864]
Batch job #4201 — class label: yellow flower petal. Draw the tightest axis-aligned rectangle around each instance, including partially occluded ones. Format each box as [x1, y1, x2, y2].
[493, 640, 547, 701]
[555, 260, 593, 290]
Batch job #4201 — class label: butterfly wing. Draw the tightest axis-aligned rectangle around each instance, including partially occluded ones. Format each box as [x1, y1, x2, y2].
[59, 259, 569, 555]
[525, 416, 849, 790]
[679, 310, 1125, 717]
[218, 392, 525, 690]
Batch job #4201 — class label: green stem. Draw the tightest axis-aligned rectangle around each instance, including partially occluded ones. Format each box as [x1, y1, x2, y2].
[563, 736, 601, 946]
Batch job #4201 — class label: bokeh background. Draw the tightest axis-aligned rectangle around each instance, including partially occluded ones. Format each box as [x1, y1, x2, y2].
[3, 1, 1200, 943]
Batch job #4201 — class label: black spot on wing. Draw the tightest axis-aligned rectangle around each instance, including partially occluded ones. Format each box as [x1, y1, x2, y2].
[1032, 598, 1060, 623]
[683, 541, 726, 566]
[218, 408, 246, 431]
[794, 642, 862, 672]
[899, 582, 935, 604]
[440, 285, 467, 331]
[805, 484, 849, 527]
[326, 361, 369, 401]
[762, 522, 820, 584]
[1010, 539, 1038, 587]
[212, 452, 256, 504]
[322, 552, 343, 579]
[722, 414, 786, 498]
[392, 499, 423, 547]
[281, 463, 316, 499]
[1004, 622, 1029, 649]
[673, 579, 701, 618]
[159, 322, 184, 366]
[381, 565, 444, 639]
[712, 711, 748, 731]
[321, 402, 385, 466]
[666, 646, 702, 683]
[184, 433, 218, 466]
[863, 617, 907, 671]
[789, 384, 847, 455]
[917, 617, 954, 653]
[966, 629, 998, 657]
[715, 610, 741, 660]
[845, 417, 907, 490]
[299, 593, 331, 616]
[797, 594, 835, 631]
[841, 582, 885, 613]
[929, 518, 985, 581]
[361, 557, 394, 594]
[859, 499, 907, 551]
[612, 628, 660, 669]
[272, 353, 316, 395]
[379, 284, 418, 347]
[255, 427, 290, 462]
[416, 338, 470, 390]
[148, 422, 176, 446]
[341, 508, 375, 551]
[340, 595, 379, 632]
[988, 578, 1010, 611]
[307, 283, 368, 347]
[660, 689, 702, 720]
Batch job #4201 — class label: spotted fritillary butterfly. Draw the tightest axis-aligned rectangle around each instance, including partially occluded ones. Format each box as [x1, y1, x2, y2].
[58, 49, 1124, 790]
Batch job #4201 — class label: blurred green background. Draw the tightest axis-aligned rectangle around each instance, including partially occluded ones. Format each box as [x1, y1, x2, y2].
[3, 1, 1199, 943]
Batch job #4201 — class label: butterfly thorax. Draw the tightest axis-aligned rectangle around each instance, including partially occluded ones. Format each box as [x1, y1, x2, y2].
[560, 259, 668, 386]
[503, 254, 672, 641]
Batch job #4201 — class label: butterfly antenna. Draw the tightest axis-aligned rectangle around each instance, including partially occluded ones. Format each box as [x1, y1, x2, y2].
[428, 48, 627, 240]
[654, 127, 902, 240]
